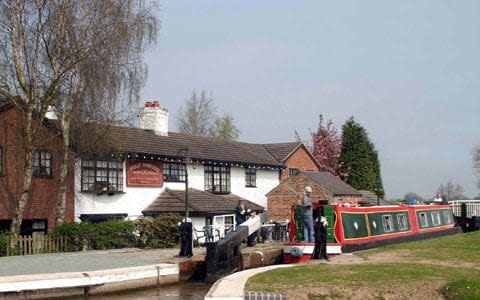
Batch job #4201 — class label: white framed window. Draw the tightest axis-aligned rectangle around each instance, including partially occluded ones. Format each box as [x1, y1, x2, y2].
[431, 211, 442, 226]
[213, 214, 236, 237]
[419, 212, 429, 228]
[382, 215, 394, 232]
[163, 162, 186, 182]
[245, 168, 256, 187]
[397, 214, 408, 231]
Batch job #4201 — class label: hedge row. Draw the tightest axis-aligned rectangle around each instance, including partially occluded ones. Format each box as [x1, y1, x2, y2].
[0, 213, 183, 255]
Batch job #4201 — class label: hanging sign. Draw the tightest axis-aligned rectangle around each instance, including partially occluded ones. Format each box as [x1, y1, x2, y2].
[127, 159, 163, 187]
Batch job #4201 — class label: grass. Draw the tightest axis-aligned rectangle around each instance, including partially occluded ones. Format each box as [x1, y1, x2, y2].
[246, 231, 480, 299]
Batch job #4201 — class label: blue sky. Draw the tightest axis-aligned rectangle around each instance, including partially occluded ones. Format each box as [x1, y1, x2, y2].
[141, 1, 480, 199]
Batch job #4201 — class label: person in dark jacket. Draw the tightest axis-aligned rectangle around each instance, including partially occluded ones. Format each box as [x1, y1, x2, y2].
[312, 209, 329, 261]
[235, 199, 250, 225]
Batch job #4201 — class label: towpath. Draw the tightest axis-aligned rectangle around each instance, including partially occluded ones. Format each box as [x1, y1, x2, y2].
[0, 248, 205, 277]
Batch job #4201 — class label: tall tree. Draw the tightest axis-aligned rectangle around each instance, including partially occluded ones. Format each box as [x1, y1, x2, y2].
[176, 90, 241, 141]
[436, 181, 467, 201]
[210, 114, 240, 141]
[310, 115, 342, 175]
[474, 146, 480, 192]
[0, 0, 158, 232]
[337, 117, 384, 197]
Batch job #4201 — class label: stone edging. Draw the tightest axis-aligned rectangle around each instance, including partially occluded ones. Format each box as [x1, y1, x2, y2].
[204, 264, 293, 300]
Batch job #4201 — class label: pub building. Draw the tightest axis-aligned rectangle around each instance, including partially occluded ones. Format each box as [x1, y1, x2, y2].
[1, 100, 321, 238]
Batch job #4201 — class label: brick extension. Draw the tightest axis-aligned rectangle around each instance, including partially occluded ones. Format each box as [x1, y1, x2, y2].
[0, 105, 74, 233]
[266, 171, 362, 223]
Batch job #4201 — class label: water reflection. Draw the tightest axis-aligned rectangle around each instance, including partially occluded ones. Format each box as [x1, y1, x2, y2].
[85, 281, 211, 300]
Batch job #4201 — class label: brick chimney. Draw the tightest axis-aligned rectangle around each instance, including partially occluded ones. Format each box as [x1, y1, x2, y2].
[140, 101, 169, 136]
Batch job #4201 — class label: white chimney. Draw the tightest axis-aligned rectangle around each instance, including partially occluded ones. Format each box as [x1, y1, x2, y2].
[140, 101, 169, 136]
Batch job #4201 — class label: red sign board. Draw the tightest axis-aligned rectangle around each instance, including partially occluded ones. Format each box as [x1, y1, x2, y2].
[127, 159, 163, 187]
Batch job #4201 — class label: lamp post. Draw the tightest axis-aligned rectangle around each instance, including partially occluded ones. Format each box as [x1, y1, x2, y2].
[177, 147, 193, 257]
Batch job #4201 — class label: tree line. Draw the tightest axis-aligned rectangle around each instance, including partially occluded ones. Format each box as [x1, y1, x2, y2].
[297, 115, 385, 198]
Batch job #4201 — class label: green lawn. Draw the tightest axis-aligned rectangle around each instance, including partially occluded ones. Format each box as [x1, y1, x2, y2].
[246, 231, 480, 299]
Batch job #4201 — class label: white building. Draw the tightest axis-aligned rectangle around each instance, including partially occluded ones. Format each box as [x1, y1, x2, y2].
[74, 101, 311, 239]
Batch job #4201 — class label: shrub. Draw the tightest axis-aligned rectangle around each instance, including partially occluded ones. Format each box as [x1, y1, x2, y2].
[136, 213, 183, 249]
[0, 233, 10, 256]
[52, 214, 183, 252]
[53, 220, 137, 251]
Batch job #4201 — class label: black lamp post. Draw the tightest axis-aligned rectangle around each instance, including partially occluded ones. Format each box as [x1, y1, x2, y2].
[177, 146, 193, 257]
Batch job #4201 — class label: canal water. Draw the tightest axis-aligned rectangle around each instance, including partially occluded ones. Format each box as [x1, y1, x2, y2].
[84, 281, 211, 300]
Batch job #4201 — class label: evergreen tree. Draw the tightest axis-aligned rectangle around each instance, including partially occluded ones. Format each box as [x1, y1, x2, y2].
[338, 117, 384, 197]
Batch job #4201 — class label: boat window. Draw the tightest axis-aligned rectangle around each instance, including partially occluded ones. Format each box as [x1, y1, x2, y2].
[419, 212, 429, 228]
[382, 215, 394, 232]
[431, 211, 442, 226]
[442, 210, 452, 224]
[397, 214, 408, 231]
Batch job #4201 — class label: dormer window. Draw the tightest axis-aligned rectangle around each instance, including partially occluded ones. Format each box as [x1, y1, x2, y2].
[204, 165, 230, 194]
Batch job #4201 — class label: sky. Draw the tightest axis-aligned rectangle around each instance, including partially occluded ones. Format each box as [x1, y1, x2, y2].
[141, 1, 480, 199]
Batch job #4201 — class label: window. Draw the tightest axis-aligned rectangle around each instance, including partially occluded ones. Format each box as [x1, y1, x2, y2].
[431, 211, 442, 226]
[32, 150, 52, 178]
[397, 214, 408, 231]
[163, 162, 186, 182]
[81, 160, 123, 193]
[419, 212, 429, 228]
[0, 146, 3, 176]
[204, 165, 230, 194]
[289, 168, 300, 177]
[245, 168, 256, 187]
[382, 215, 394, 232]
[443, 210, 452, 224]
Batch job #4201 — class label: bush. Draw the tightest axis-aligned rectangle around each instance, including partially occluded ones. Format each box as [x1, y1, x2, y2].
[136, 213, 183, 249]
[53, 220, 137, 251]
[0, 233, 10, 256]
[52, 213, 183, 252]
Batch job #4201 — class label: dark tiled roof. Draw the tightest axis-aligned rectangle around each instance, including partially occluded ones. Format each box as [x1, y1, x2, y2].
[72, 124, 283, 167]
[262, 142, 301, 162]
[358, 190, 390, 206]
[143, 188, 264, 216]
[300, 171, 362, 196]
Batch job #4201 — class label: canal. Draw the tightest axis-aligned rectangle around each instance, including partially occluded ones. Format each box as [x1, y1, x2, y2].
[83, 281, 211, 300]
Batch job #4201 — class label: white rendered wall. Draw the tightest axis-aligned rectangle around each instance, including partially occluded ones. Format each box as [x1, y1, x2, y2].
[230, 168, 280, 208]
[74, 160, 279, 221]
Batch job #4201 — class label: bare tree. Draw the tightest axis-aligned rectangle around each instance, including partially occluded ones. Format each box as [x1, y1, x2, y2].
[176, 90, 241, 141]
[474, 146, 480, 192]
[0, 0, 158, 233]
[436, 181, 467, 201]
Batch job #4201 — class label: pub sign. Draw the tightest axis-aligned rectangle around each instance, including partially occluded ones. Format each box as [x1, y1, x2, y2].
[127, 159, 163, 187]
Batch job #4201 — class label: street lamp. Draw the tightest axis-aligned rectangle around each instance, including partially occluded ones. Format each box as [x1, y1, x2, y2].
[177, 146, 193, 257]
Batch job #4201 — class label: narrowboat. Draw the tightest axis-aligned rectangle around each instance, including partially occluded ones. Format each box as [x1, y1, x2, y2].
[283, 203, 460, 263]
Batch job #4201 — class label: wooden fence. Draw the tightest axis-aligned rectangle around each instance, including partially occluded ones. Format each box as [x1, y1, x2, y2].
[7, 234, 68, 256]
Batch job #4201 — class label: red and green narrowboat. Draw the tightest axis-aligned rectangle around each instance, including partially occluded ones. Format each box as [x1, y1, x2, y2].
[283, 203, 460, 263]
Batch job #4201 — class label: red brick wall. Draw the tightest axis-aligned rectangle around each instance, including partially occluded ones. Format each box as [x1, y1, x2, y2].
[267, 174, 363, 222]
[280, 146, 319, 181]
[0, 107, 74, 232]
[267, 174, 332, 222]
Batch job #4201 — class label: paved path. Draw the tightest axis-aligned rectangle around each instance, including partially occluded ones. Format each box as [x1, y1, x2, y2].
[0, 248, 205, 277]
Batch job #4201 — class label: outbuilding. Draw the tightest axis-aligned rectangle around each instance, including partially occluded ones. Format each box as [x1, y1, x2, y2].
[266, 170, 362, 223]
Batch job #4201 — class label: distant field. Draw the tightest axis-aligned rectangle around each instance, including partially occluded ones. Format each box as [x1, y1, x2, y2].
[246, 231, 480, 299]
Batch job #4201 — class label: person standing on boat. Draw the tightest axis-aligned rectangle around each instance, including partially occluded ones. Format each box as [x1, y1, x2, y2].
[302, 186, 315, 242]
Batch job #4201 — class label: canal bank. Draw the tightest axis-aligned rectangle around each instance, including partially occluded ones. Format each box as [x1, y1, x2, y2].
[0, 243, 284, 299]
